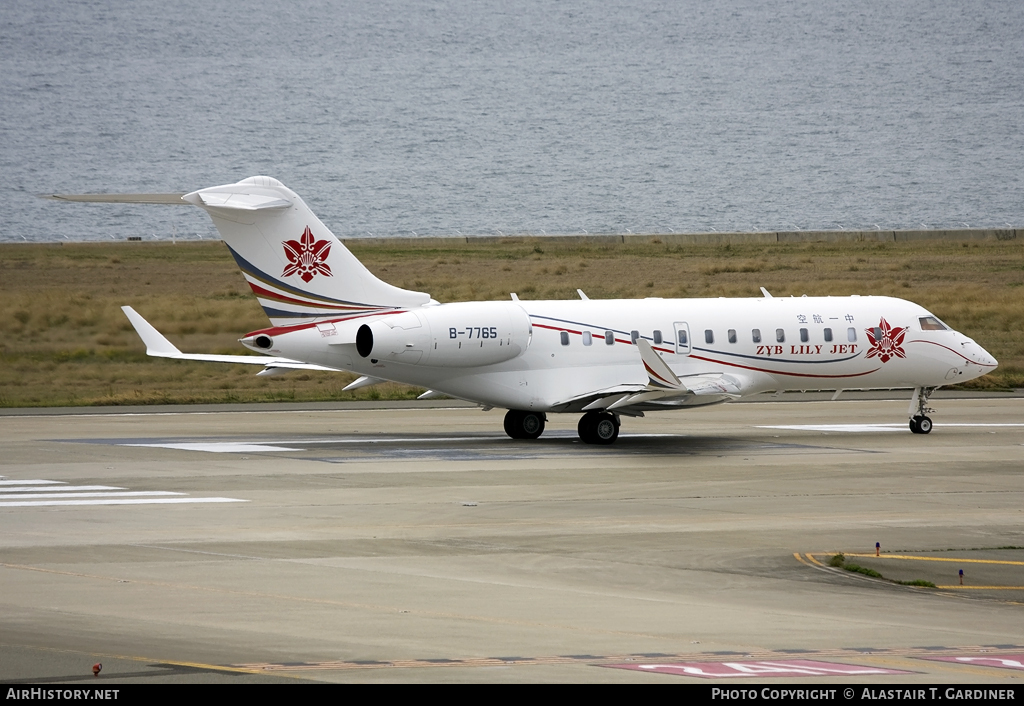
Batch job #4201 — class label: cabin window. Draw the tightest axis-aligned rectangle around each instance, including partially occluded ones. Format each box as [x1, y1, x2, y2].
[728, 329, 737, 344]
[752, 328, 761, 343]
[872, 327, 882, 341]
[560, 331, 569, 346]
[705, 329, 714, 344]
[678, 330, 688, 345]
[800, 328, 809, 343]
[631, 330, 640, 344]
[824, 328, 833, 342]
[653, 330, 663, 345]
[847, 327, 857, 342]
[605, 330, 615, 345]
[582, 331, 592, 346]
[919, 316, 948, 331]
[776, 328, 785, 343]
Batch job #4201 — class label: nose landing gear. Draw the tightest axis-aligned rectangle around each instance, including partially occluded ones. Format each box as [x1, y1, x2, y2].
[909, 387, 935, 434]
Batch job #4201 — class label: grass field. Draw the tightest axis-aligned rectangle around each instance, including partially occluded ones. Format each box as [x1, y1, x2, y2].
[1, 237, 1021, 407]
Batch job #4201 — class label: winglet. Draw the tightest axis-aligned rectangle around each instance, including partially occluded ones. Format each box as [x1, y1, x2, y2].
[760, 287, 772, 298]
[121, 306, 181, 356]
[636, 339, 683, 390]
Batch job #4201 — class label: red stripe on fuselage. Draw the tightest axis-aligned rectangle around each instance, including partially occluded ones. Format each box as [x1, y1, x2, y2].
[530, 322, 879, 379]
[688, 354, 879, 379]
[244, 310, 406, 339]
[907, 339, 998, 368]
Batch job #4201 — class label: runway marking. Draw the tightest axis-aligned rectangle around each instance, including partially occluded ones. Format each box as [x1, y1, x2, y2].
[234, 645, 1024, 673]
[761, 424, 904, 433]
[122, 442, 300, 453]
[802, 553, 826, 568]
[605, 659, 913, 678]
[919, 655, 1024, 671]
[0, 477, 246, 508]
[0, 497, 246, 507]
[800, 553, 1024, 594]
[0, 491, 183, 500]
[762, 423, 1024, 433]
[0, 485, 125, 493]
[935, 586, 1024, 590]
[843, 553, 1024, 567]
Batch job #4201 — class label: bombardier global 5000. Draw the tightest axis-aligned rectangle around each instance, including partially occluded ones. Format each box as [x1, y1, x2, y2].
[114, 176, 997, 444]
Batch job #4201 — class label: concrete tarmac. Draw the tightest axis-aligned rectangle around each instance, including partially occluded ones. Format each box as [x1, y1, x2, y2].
[2, 397, 1023, 683]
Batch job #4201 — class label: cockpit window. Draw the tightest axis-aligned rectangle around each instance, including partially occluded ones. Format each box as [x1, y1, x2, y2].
[919, 316, 948, 331]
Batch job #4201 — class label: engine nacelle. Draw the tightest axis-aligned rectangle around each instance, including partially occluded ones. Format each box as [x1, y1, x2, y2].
[356, 301, 532, 367]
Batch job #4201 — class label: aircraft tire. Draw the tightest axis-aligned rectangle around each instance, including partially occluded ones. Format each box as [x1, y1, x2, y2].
[910, 415, 933, 434]
[504, 409, 545, 440]
[578, 411, 619, 445]
[578, 413, 596, 444]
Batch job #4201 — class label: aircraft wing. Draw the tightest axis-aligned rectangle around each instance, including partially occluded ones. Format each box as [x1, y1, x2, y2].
[552, 340, 747, 413]
[630, 338, 745, 399]
[121, 306, 340, 374]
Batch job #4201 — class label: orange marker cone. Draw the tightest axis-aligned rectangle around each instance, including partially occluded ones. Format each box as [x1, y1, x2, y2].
[92, 663, 102, 677]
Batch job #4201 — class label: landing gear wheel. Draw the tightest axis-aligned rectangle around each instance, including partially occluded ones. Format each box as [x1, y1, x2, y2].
[578, 411, 620, 445]
[503, 409, 546, 440]
[909, 387, 936, 435]
[910, 415, 932, 434]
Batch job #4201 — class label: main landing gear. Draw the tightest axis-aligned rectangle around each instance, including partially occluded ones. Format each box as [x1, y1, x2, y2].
[502, 409, 620, 444]
[577, 411, 620, 445]
[909, 386, 935, 435]
[503, 409, 546, 439]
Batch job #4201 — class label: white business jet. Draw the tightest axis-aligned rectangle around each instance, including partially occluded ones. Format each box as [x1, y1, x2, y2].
[119, 176, 998, 443]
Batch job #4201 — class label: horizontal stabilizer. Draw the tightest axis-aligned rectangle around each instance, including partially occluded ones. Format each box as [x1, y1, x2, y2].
[121, 306, 339, 371]
[43, 193, 188, 205]
[190, 191, 291, 211]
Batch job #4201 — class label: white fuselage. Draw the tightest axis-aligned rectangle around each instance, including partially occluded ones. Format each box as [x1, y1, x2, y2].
[253, 294, 997, 412]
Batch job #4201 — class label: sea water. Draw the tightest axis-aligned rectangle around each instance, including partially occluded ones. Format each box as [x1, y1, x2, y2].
[1, 0, 1022, 242]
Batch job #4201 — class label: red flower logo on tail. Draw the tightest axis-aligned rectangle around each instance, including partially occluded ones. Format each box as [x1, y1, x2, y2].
[282, 226, 332, 283]
[865, 317, 906, 363]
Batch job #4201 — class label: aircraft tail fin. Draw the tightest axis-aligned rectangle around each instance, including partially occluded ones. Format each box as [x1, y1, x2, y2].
[184, 176, 429, 326]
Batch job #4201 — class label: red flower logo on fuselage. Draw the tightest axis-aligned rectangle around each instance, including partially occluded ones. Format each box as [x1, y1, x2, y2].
[282, 226, 332, 283]
[865, 317, 906, 363]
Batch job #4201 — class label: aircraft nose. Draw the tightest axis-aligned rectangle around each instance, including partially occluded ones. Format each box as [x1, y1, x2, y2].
[965, 339, 998, 370]
[977, 344, 998, 369]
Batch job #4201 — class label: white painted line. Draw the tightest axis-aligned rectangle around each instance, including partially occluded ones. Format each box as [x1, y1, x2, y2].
[927, 423, 1024, 427]
[0, 497, 247, 507]
[251, 437, 488, 445]
[0, 480, 65, 486]
[0, 485, 124, 493]
[0, 491, 183, 500]
[761, 423, 1024, 433]
[4, 407, 473, 420]
[760, 424, 904, 433]
[121, 443, 300, 453]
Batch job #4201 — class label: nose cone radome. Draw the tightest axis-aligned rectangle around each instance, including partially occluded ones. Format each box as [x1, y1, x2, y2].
[959, 339, 998, 380]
